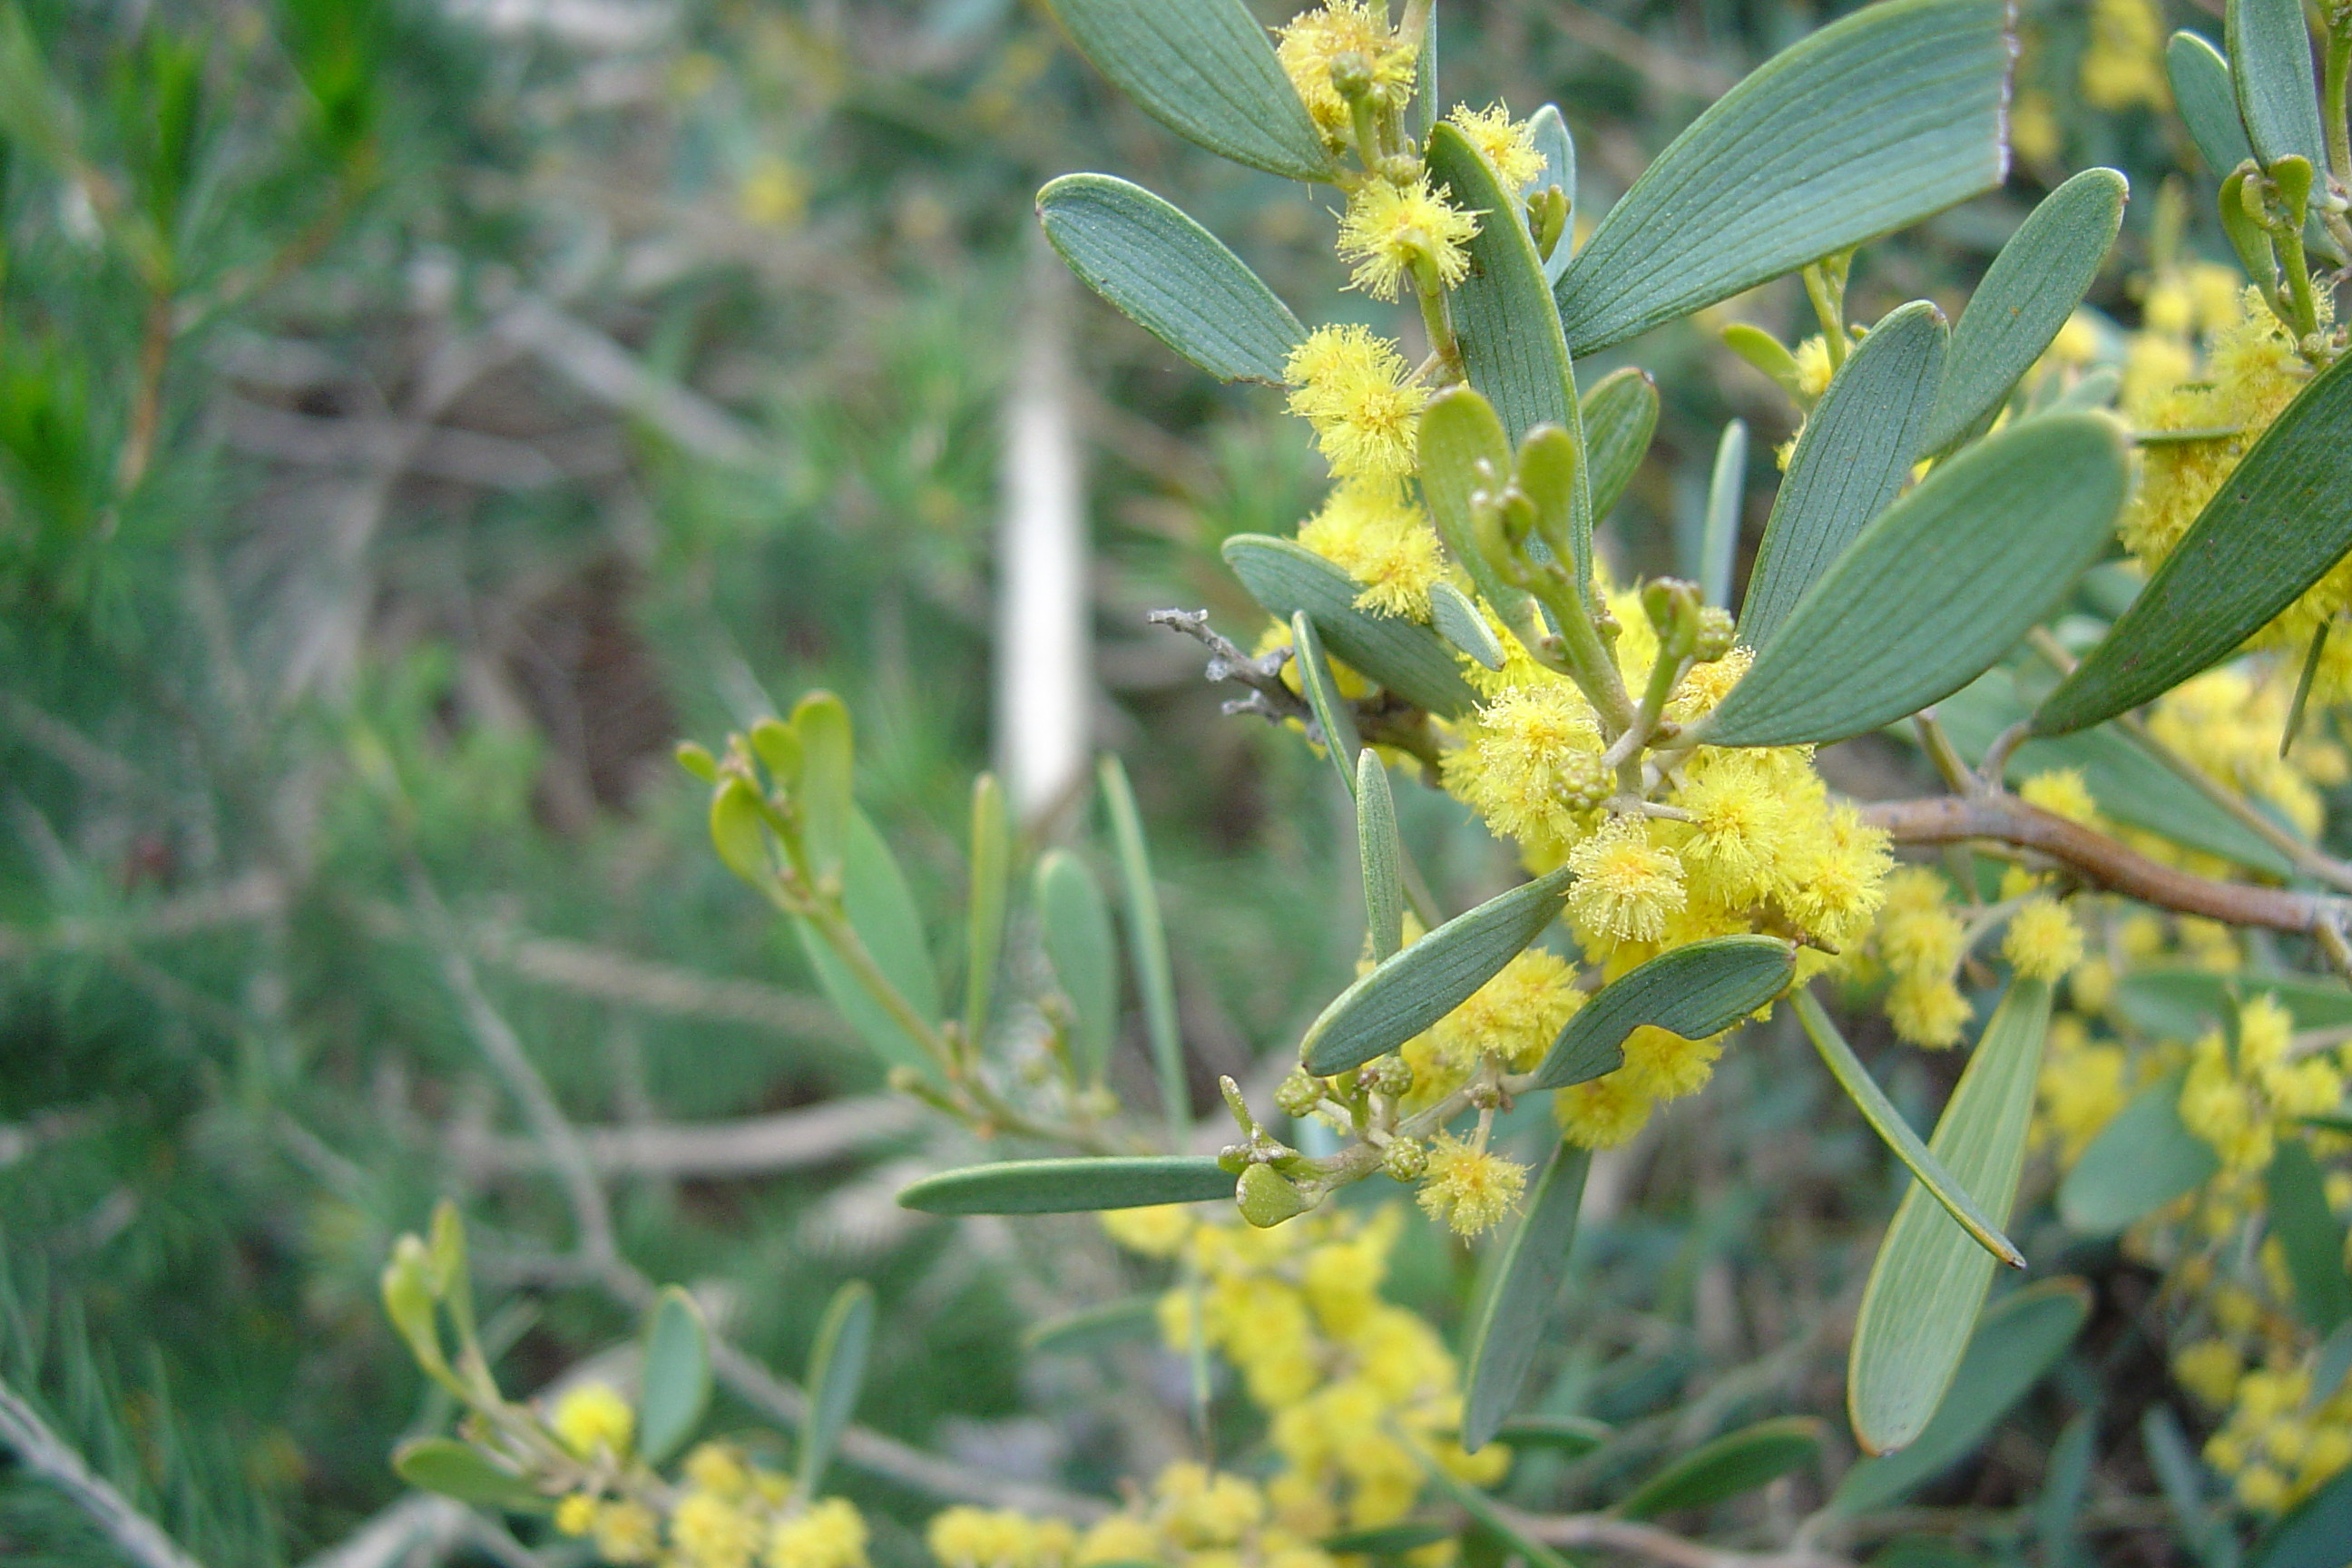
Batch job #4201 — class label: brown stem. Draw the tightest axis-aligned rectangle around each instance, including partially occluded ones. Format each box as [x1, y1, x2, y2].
[1862, 796, 2348, 935]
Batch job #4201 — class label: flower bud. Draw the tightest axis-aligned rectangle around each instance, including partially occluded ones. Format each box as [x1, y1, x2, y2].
[1556, 750, 1611, 811]
[1237, 1162, 1315, 1228]
[1382, 1139, 1428, 1181]
[1217, 1144, 1252, 1175]
[1274, 1069, 1323, 1119]
[1694, 606, 1736, 662]
[1364, 1054, 1414, 1098]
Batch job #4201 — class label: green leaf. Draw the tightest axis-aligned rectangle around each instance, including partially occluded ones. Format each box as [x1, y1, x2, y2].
[2058, 1068, 2219, 1234]
[1416, 387, 1538, 641]
[1581, 367, 1659, 524]
[1358, 750, 1405, 965]
[1617, 1416, 1826, 1520]
[2228, 0, 2328, 173]
[799, 1280, 874, 1496]
[2033, 351, 2352, 736]
[1037, 174, 1303, 385]
[1299, 867, 1574, 1076]
[392, 1438, 546, 1510]
[897, 1156, 1234, 1214]
[1324, 1523, 1455, 1557]
[2111, 966, 2352, 1038]
[1700, 414, 2127, 748]
[791, 691, 854, 885]
[638, 1286, 713, 1468]
[1100, 755, 1189, 1139]
[1403, 1438, 1573, 1568]
[1724, 323, 1810, 404]
[1042, 0, 1331, 181]
[1553, 0, 2014, 353]
[1036, 848, 1120, 1083]
[1698, 419, 1747, 608]
[2143, 1404, 2237, 1568]
[1023, 1296, 1161, 1356]
[2171, 33, 2259, 178]
[2252, 1462, 2352, 1568]
[1794, 989, 2024, 1268]
[1834, 1279, 2091, 1513]
[1923, 169, 2127, 455]
[798, 812, 943, 1078]
[965, 773, 1010, 1044]
[1293, 611, 1364, 794]
[2267, 1140, 2352, 1335]
[1222, 535, 1482, 718]
[1429, 581, 1504, 671]
[1528, 936, 1795, 1091]
[1426, 127, 1590, 582]
[1462, 1140, 1591, 1450]
[1740, 301, 1947, 649]
[1488, 1416, 1612, 1456]
[2034, 1408, 2099, 1568]
[1847, 979, 2054, 1455]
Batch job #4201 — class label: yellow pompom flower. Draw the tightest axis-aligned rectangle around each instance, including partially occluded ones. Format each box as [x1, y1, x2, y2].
[1447, 103, 1545, 189]
[595, 1500, 663, 1566]
[928, 1507, 1047, 1568]
[1791, 335, 1836, 400]
[551, 1381, 634, 1459]
[1335, 175, 1479, 302]
[1098, 1202, 1197, 1258]
[1553, 1072, 1651, 1149]
[1888, 974, 1972, 1049]
[1421, 946, 1584, 1074]
[1566, 816, 1687, 946]
[768, 1498, 869, 1568]
[1415, 1135, 1526, 1235]
[1284, 325, 1429, 481]
[1074, 1516, 1161, 1567]
[1275, 2, 1416, 146]
[2174, 1340, 2243, 1408]
[685, 1443, 753, 1500]
[1667, 751, 1791, 908]
[673, 1490, 764, 1568]
[2079, 0, 2168, 110]
[2020, 767, 2099, 825]
[1442, 681, 1605, 857]
[1296, 482, 1446, 620]
[555, 1494, 599, 1537]
[2003, 897, 2083, 982]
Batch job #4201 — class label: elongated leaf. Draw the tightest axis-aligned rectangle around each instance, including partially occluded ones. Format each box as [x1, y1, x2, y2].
[1702, 414, 2126, 748]
[1834, 1279, 2090, 1512]
[2112, 967, 2352, 1038]
[1794, 989, 2024, 1268]
[1618, 1416, 1825, 1520]
[1847, 980, 2055, 1455]
[1023, 1295, 1160, 1355]
[1037, 848, 1119, 1083]
[1325, 1522, 1455, 1556]
[1530, 937, 1795, 1091]
[1554, 0, 2014, 353]
[1038, 174, 1303, 384]
[2267, 1141, 2352, 1334]
[1528, 104, 1576, 284]
[2034, 352, 2352, 736]
[1404, 1439, 1573, 1568]
[1582, 367, 1658, 523]
[897, 1156, 1234, 1214]
[393, 1438, 546, 1510]
[2253, 1463, 2352, 1568]
[1358, 750, 1405, 964]
[2228, 0, 2328, 173]
[799, 1280, 874, 1495]
[2143, 1404, 2236, 1568]
[1043, 0, 1331, 181]
[1222, 535, 1482, 718]
[1463, 1141, 1591, 1450]
[1426, 126, 1591, 581]
[1491, 1416, 1612, 1455]
[1293, 611, 1363, 794]
[793, 690, 854, 883]
[1417, 387, 1537, 639]
[2058, 1068, 2218, 1233]
[798, 812, 944, 1077]
[2034, 1409, 2098, 1568]
[1699, 420, 1747, 608]
[1299, 867, 1573, 1075]
[1100, 755, 1188, 1138]
[965, 773, 1010, 1044]
[2171, 32, 2259, 177]
[1740, 302, 1947, 648]
[638, 1287, 713, 1467]
[1429, 580, 1504, 670]
[1924, 169, 2127, 455]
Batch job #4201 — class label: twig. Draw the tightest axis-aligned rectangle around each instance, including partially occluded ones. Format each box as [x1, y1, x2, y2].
[454, 1095, 921, 1180]
[1499, 1501, 1853, 1568]
[0, 1373, 210, 1568]
[1862, 795, 2352, 934]
[1147, 608, 1312, 725]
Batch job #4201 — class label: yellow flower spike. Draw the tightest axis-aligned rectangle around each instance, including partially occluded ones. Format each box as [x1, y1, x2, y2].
[1335, 175, 1480, 302]
[1565, 816, 1688, 946]
[1446, 103, 1544, 189]
[550, 1381, 634, 1459]
[1284, 325, 1430, 481]
[1415, 1134, 1527, 1235]
[2004, 897, 2085, 982]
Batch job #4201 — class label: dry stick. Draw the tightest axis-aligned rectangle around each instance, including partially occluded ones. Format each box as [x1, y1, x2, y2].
[455, 1096, 920, 1180]
[0, 1375, 210, 1568]
[1862, 795, 2350, 935]
[1499, 1500, 1854, 1568]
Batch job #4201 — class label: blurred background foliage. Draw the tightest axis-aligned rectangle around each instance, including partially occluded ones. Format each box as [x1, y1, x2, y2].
[0, 0, 2267, 1563]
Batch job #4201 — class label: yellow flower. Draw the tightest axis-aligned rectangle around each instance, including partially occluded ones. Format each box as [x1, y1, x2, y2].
[1448, 103, 1545, 189]
[1296, 482, 1446, 619]
[769, 1498, 869, 1568]
[1284, 325, 1429, 481]
[1099, 1203, 1197, 1258]
[1442, 680, 1605, 857]
[555, 1494, 599, 1537]
[1074, 1516, 1161, 1567]
[2020, 767, 2099, 825]
[1667, 750, 1791, 907]
[1275, 2, 1416, 145]
[2079, 0, 2168, 111]
[928, 1507, 1050, 1568]
[1566, 816, 1687, 946]
[673, 1490, 764, 1568]
[2004, 897, 2084, 983]
[2009, 89, 2062, 164]
[1554, 1072, 1651, 1148]
[1791, 335, 1835, 401]
[1157, 1464, 1265, 1547]
[1888, 974, 1971, 1049]
[1616, 1023, 1724, 1102]
[685, 1443, 753, 1500]
[1421, 946, 1584, 1073]
[594, 1500, 663, 1566]
[1336, 175, 1479, 302]
[2174, 1340, 2242, 1408]
[1415, 1135, 1526, 1235]
[551, 1381, 634, 1459]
